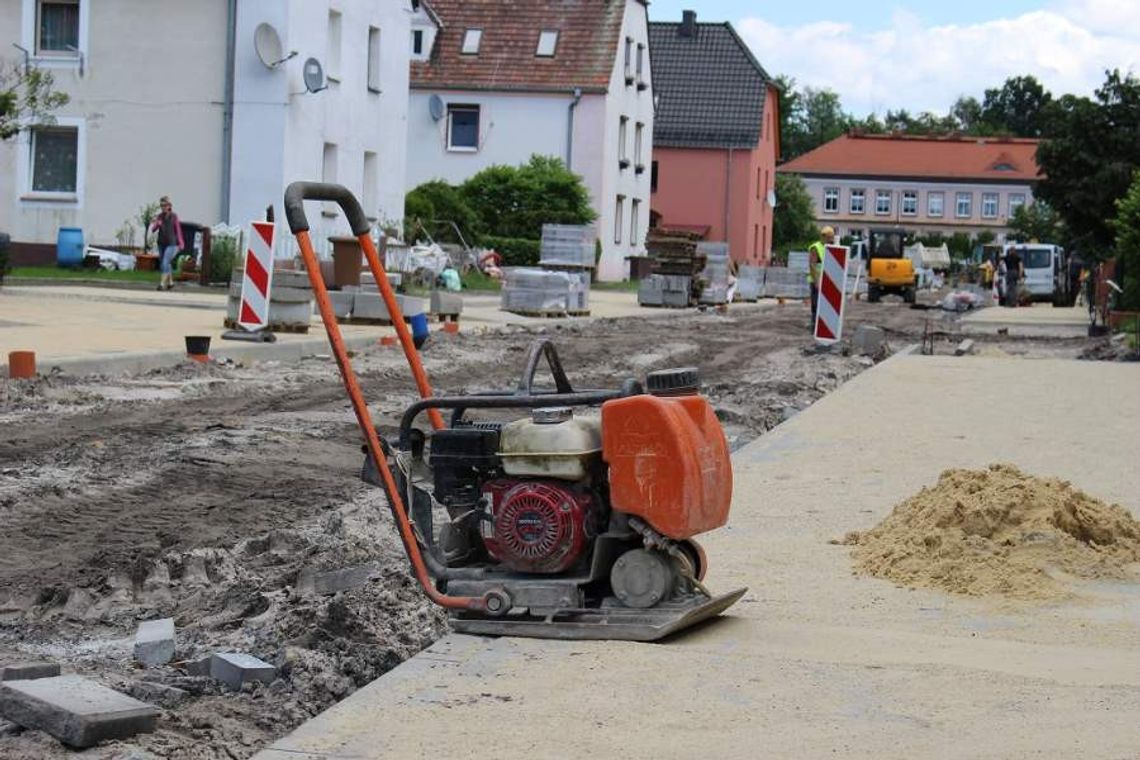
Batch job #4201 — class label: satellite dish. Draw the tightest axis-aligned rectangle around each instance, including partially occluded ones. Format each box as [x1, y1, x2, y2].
[428, 94, 445, 121]
[302, 57, 327, 93]
[767, 190, 778, 208]
[254, 23, 294, 68]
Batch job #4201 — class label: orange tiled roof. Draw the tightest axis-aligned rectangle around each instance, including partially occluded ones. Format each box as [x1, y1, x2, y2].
[779, 133, 1042, 182]
[411, 0, 638, 94]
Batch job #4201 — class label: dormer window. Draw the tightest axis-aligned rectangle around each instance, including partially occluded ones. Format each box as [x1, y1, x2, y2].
[992, 162, 1015, 171]
[461, 28, 482, 55]
[536, 30, 558, 57]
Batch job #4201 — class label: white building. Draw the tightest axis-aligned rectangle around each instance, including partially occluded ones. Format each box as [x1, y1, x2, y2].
[0, 0, 412, 263]
[406, 0, 653, 281]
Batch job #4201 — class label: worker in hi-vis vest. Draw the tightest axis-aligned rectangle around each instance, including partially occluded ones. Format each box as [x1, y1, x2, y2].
[807, 226, 834, 326]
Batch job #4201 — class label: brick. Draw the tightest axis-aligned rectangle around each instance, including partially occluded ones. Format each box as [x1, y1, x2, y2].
[134, 618, 176, 668]
[0, 662, 60, 681]
[127, 681, 188, 709]
[0, 675, 157, 748]
[209, 653, 276, 691]
[955, 339, 976, 356]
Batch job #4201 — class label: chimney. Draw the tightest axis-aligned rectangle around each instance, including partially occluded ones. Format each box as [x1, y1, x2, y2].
[680, 10, 696, 37]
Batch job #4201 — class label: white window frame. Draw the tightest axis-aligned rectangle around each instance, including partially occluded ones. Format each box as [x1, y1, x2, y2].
[614, 195, 625, 243]
[21, 0, 88, 69]
[822, 187, 839, 214]
[536, 30, 558, 57]
[630, 198, 640, 244]
[956, 192, 972, 218]
[367, 26, 382, 93]
[446, 104, 480, 152]
[322, 142, 339, 216]
[326, 10, 343, 82]
[362, 150, 379, 220]
[981, 192, 998, 219]
[875, 189, 891, 215]
[636, 43, 646, 87]
[634, 122, 644, 168]
[618, 116, 628, 166]
[18, 116, 85, 205]
[901, 190, 918, 216]
[849, 188, 865, 214]
[928, 191, 944, 218]
[623, 37, 633, 83]
[1008, 193, 1027, 216]
[461, 28, 482, 55]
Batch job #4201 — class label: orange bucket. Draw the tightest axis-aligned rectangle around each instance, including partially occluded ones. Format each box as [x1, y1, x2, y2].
[442, 321, 459, 334]
[8, 351, 36, 379]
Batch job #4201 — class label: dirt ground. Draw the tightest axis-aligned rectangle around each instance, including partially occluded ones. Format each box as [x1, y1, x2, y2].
[0, 299, 1098, 759]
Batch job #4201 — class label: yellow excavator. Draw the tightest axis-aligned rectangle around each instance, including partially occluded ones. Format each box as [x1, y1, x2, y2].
[856, 227, 917, 304]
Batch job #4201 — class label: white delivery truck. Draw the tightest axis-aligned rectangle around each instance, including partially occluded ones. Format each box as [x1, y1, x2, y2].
[1008, 243, 1072, 306]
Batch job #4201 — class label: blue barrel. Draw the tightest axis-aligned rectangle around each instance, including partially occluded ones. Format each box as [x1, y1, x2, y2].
[410, 312, 430, 349]
[57, 227, 84, 267]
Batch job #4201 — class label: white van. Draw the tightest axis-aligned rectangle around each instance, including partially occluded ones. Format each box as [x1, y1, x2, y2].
[1008, 244, 1068, 304]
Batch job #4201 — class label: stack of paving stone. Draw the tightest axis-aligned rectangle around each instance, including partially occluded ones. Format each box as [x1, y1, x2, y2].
[760, 266, 810, 299]
[697, 242, 731, 305]
[637, 273, 692, 308]
[737, 265, 764, 302]
[638, 229, 707, 308]
[500, 268, 579, 316]
[225, 268, 314, 333]
[535, 224, 593, 315]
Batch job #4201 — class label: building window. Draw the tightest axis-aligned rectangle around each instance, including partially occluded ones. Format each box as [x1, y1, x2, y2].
[367, 26, 382, 93]
[956, 192, 972, 218]
[651, 160, 658, 193]
[634, 122, 644, 170]
[362, 151, 379, 218]
[618, 116, 629, 167]
[446, 104, 479, 151]
[412, 29, 423, 55]
[755, 168, 761, 200]
[823, 187, 839, 214]
[536, 30, 558, 57]
[1008, 193, 1026, 216]
[902, 190, 918, 216]
[461, 28, 481, 55]
[29, 125, 78, 194]
[636, 43, 646, 88]
[850, 189, 865, 214]
[630, 199, 640, 244]
[322, 142, 338, 216]
[326, 10, 342, 81]
[928, 192, 944, 217]
[875, 190, 891, 215]
[614, 196, 625, 243]
[36, 0, 79, 55]
[982, 192, 999, 219]
[624, 37, 633, 83]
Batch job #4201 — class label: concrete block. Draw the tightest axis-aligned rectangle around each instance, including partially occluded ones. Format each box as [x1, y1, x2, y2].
[352, 292, 390, 321]
[396, 294, 425, 317]
[430, 291, 463, 316]
[955, 339, 976, 356]
[268, 286, 313, 304]
[296, 563, 379, 596]
[316, 290, 354, 319]
[852, 324, 887, 356]
[273, 270, 315, 289]
[0, 675, 157, 748]
[0, 662, 60, 681]
[209, 653, 276, 691]
[134, 618, 175, 668]
[127, 681, 188, 709]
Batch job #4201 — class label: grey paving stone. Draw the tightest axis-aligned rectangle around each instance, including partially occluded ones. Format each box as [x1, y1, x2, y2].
[209, 653, 276, 691]
[0, 662, 60, 681]
[134, 618, 176, 667]
[0, 675, 157, 748]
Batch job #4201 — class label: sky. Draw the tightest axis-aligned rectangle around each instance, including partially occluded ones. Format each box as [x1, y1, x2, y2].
[648, 0, 1140, 116]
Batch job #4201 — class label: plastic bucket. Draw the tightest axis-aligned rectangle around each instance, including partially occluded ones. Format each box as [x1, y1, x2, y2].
[57, 227, 84, 268]
[410, 313, 430, 349]
[185, 335, 211, 362]
[8, 350, 36, 379]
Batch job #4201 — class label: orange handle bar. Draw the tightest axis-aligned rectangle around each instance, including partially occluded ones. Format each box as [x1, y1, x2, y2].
[284, 182, 482, 613]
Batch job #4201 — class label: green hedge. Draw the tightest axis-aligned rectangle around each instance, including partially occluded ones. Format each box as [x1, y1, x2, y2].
[481, 235, 540, 267]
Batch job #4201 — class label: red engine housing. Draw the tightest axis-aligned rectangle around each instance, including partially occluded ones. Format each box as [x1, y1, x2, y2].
[481, 480, 594, 574]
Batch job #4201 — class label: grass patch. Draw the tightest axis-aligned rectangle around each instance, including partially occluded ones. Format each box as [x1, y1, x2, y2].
[461, 269, 501, 291]
[591, 279, 640, 292]
[10, 266, 160, 283]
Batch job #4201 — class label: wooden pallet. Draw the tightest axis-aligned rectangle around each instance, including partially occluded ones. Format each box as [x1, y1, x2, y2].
[338, 316, 394, 326]
[566, 309, 591, 317]
[223, 318, 309, 334]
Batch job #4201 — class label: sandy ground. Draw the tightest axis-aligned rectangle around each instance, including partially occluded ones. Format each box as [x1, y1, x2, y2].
[0, 299, 1108, 759]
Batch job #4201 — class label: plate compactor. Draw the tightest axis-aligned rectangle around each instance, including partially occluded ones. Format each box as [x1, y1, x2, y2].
[285, 183, 746, 641]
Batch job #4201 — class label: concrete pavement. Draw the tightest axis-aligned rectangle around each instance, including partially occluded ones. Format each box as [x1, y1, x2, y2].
[1, 285, 749, 376]
[961, 303, 1090, 338]
[255, 354, 1140, 760]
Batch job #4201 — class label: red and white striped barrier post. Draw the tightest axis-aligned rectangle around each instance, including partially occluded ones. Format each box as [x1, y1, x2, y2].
[238, 221, 276, 331]
[813, 244, 850, 345]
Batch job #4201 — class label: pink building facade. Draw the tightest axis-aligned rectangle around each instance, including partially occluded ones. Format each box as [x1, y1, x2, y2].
[647, 13, 779, 266]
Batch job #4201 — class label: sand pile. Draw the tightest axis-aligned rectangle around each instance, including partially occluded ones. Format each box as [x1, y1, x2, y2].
[844, 464, 1140, 599]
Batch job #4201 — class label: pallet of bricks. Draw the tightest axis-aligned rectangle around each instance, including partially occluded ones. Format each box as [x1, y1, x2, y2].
[225, 268, 314, 333]
[696, 242, 730, 305]
[638, 228, 705, 308]
[760, 250, 810, 300]
[500, 224, 593, 317]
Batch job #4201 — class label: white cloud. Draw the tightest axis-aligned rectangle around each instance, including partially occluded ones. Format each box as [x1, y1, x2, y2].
[737, 5, 1140, 116]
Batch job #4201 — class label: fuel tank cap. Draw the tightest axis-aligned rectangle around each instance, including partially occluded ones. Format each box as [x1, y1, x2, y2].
[532, 407, 573, 424]
[645, 367, 700, 397]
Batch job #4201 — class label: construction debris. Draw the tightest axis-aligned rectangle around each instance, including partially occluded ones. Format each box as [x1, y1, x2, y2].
[134, 618, 176, 668]
[0, 662, 60, 682]
[851, 324, 887, 357]
[209, 653, 276, 691]
[0, 675, 157, 748]
[955, 338, 976, 356]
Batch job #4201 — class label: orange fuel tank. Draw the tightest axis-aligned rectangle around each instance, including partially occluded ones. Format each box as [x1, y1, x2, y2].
[601, 393, 732, 539]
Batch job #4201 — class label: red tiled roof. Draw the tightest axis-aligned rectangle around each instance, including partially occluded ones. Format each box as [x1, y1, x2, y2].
[779, 134, 1042, 182]
[411, 0, 636, 93]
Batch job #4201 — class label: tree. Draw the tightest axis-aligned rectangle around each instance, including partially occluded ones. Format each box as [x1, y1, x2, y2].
[460, 155, 594, 241]
[1110, 172, 1140, 310]
[403, 180, 481, 244]
[950, 96, 985, 134]
[775, 79, 848, 160]
[1035, 70, 1140, 255]
[1008, 202, 1062, 243]
[773, 74, 801, 161]
[981, 75, 1053, 137]
[0, 62, 69, 140]
[772, 173, 818, 253]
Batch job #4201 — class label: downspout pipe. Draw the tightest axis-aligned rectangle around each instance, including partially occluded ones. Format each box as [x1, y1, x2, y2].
[220, 0, 237, 223]
[566, 87, 582, 168]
